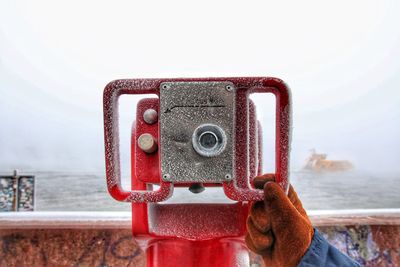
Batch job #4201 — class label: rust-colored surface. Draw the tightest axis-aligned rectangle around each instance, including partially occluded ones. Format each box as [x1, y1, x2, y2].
[0, 229, 145, 267]
[368, 226, 400, 267]
[1, 210, 400, 266]
[0, 226, 399, 266]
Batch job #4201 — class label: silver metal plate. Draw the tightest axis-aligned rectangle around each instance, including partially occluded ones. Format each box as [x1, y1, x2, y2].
[160, 81, 235, 183]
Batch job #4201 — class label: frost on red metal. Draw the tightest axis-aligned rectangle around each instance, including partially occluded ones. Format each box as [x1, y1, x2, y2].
[103, 77, 291, 203]
[103, 79, 173, 203]
[103, 77, 291, 267]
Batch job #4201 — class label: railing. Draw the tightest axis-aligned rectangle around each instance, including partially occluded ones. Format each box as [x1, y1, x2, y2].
[1, 209, 399, 228]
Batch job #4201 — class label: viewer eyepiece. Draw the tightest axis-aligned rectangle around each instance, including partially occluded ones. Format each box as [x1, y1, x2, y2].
[192, 124, 227, 157]
[199, 131, 218, 149]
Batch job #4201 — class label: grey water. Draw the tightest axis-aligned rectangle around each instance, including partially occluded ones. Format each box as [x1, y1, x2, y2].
[25, 170, 400, 211]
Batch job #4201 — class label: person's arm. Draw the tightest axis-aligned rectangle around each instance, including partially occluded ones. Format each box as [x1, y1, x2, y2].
[245, 174, 360, 267]
[299, 229, 360, 267]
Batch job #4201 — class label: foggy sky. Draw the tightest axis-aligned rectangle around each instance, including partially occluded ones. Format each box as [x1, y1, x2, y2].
[1, 0, 400, 175]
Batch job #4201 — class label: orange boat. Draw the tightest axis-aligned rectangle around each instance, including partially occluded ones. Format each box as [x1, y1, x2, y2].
[303, 149, 354, 172]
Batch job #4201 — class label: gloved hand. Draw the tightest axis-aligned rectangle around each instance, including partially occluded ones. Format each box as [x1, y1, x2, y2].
[245, 174, 314, 267]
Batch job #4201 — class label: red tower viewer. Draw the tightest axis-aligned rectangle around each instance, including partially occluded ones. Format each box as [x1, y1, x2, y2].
[103, 77, 291, 267]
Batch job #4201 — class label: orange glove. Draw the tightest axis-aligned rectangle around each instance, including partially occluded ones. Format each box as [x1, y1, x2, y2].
[245, 174, 314, 267]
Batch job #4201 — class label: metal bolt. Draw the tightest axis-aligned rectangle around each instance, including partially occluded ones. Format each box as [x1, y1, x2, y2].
[162, 173, 170, 180]
[138, 133, 158, 154]
[225, 85, 233, 91]
[225, 174, 232, 180]
[143, 109, 158, 124]
[161, 84, 170, 90]
[189, 183, 205, 194]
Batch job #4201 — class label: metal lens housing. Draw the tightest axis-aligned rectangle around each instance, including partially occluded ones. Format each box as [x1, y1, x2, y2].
[192, 124, 227, 157]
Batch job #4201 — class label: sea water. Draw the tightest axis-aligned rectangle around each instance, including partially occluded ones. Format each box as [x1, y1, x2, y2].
[28, 170, 400, 211]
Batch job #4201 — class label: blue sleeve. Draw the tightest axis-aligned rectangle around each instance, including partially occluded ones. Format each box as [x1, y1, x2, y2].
[298, 229, 361, 267]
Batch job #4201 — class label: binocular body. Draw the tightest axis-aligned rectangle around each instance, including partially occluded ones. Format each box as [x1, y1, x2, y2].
[103, 77, 291, 267]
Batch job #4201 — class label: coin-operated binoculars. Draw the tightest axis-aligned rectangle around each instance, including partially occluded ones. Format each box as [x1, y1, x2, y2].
[103, 78, 291, 267]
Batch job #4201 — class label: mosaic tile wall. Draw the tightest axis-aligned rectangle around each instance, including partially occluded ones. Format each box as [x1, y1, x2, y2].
[0, 225, 398, 266]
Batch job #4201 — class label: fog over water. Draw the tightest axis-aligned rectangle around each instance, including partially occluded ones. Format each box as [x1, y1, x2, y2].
[1, 1, 400, 180]
[22, 170, 400, 211]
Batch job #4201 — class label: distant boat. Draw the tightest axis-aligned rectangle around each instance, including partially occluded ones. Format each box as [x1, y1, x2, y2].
[303, 149, 354, 172]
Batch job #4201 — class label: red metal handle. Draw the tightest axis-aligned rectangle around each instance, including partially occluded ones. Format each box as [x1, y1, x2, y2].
[104, 78, 290, 203]
[223, 77, 291, 201]
[103, 79, 173, 202]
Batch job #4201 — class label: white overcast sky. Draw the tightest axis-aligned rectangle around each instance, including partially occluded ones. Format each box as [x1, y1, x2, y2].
[0, 0, 399, 174]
